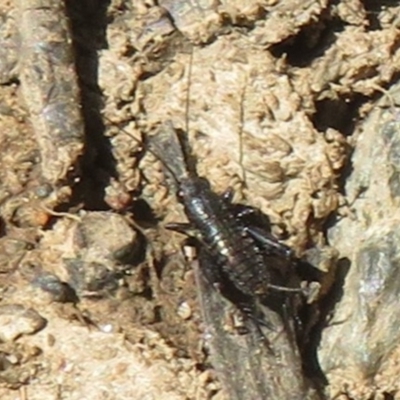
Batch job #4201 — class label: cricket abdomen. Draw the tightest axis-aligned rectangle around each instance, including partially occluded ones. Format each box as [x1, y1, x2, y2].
[181, 177, 270, 296]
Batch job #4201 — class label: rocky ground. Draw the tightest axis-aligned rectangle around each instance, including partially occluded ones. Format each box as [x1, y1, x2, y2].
[0, 1, 400, 399]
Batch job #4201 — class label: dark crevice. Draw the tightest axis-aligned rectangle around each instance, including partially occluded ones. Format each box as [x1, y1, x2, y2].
[129, 199, 160, 227]
[312, 94, 368, 136]
[270, 15, 345, 68]
[65, 0, 119, 211]
[383, 393, 395, 400]
[362, 0, 400, 30]
[300, 257, 351, 388]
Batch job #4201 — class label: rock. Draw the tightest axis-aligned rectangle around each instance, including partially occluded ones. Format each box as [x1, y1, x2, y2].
[0, 304, 46, 342]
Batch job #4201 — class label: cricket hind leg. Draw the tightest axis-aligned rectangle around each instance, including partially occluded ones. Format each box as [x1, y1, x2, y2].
[221, 196, 294, 259]
[245, 225, 294, 259]
[164, 222, 194, 236]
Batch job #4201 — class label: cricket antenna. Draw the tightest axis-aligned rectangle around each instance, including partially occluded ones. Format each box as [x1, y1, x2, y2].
[238, 81, 247, 189]
[99, 49, 196, 185]
[185, 47, 194, 137]
[148, 48, 196, 182]
[99, 112, 184, 185]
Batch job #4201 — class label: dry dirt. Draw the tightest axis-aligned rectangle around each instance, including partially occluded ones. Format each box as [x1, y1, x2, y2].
[0, 0, 400, 399]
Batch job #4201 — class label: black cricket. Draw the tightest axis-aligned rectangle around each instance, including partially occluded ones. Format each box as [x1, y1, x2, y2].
[148, 121, 302, 338]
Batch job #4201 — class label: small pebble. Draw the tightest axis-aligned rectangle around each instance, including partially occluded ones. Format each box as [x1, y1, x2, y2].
[177, 301, 192, 320]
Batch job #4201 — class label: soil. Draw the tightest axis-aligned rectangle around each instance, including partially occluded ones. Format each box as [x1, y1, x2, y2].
[0, 1, 400, 399]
